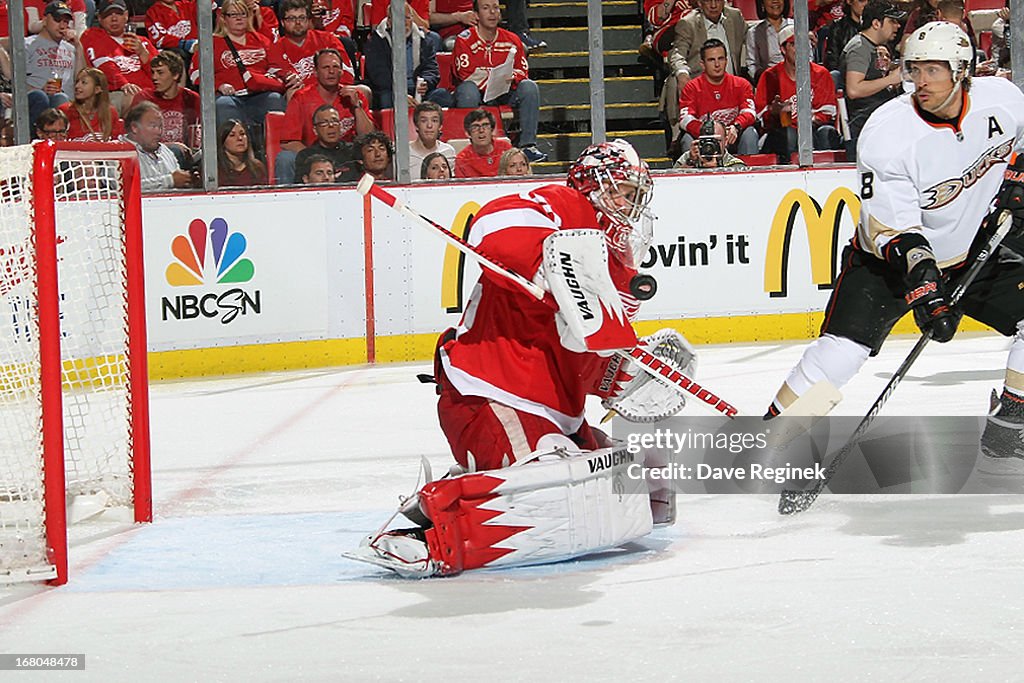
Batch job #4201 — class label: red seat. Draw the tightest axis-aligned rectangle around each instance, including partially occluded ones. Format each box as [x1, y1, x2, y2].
[436, 52, 454, 92]
[979, 30, 993, 59]
[788, 150, 848, 164]
[732, 0, 759, 21]
[738, 153, 777, 166]
[966, 0, 1005, 10]
[441, 106, 509, 142]
[375, 108, 416, 139]
[265, 111, 286, 183]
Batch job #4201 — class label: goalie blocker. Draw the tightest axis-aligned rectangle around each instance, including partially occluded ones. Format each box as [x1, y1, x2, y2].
[345, 446, 662, 578]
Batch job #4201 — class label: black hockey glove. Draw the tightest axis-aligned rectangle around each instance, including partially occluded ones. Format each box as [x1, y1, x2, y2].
[995, 155, 1024, 227]
[885, 232, 960, 343]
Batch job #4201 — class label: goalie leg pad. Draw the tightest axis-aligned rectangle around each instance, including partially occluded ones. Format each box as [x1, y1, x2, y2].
[421, 447, 654, 575]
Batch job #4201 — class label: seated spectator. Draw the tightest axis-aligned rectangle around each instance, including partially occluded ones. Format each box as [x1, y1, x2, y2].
[122, 100, 194, 191]
[25, 2, 77, 128]
[82, 0, 158, 114]
[131, 50, 200, 161]
[409, 101, 455, 179]
[364, 2, 453, 109]
[217, 118, 268, 187]
[678, 39, 759, 157]
[145, 0, 198, 61]
[824, 0, 867, 75]
[498, 146, 530, 175]
[294, 104, 358, 183]
[275, 48, 374, 183]
[311, 0, 358, 64]
[190, 0, 288, 153]
[453, 0, 545, 162]
[639, 0, 691, 65]
[301, 153, 335, 184]
[842, 0, 903, 160]
[746, 0, 793, 83]
[755, 26, 841, 162]
[453, 107, 511, 177]
[421, 150, 452, 179]
[355, 130, 395, 181]
[247, 0, 280, 42]
[430, 0, 476, 50]
[674, 118, 746, 168]
[26, 0, 88, 38]
[268, 0, 351, 88]
[59, 67, 124, 140]
[34, 106, 69, 140]
[370, 0, 441, 52]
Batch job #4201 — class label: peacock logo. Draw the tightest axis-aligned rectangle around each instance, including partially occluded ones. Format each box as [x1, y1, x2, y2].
[161, 217, 261, 325]
[165, 217, 254, 286]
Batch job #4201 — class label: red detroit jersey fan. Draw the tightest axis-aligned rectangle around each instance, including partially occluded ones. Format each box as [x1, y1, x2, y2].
[266, 30, 352, 86]
[81, 26, 158, 91]
[453, 25, 529, 91]
[678, 72, 756, 138]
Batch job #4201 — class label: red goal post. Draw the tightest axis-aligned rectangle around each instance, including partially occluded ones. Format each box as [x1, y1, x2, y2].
[0, 141, 151, 586]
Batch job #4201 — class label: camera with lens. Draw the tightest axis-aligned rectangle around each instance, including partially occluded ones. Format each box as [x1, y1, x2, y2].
[696, 116, 723, 167]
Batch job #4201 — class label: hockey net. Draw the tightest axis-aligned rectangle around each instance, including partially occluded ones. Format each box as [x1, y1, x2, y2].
[0, 142, 150, 585]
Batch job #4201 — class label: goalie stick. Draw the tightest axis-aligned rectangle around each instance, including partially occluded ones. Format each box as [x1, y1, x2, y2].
[357, 175, 740, 418]
[778, 210, 1015, 515]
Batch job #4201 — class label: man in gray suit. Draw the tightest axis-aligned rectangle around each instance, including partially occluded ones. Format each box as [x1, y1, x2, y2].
[661, 0, 748, 146]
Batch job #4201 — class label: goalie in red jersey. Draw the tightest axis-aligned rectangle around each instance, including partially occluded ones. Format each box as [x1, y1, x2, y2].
[347, 140, 699, 578]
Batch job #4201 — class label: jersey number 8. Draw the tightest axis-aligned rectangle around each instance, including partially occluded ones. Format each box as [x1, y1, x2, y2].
[860, 172, 874, 200]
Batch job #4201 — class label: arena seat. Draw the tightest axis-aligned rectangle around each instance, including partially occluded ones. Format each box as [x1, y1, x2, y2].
[732, 0, 760, 21]
[436, 52, 454, 91]
[738, 153, 777, 166]
[441, 106, 510, 141]
[966, 0, 1005, 10]
[979, 30, 993, 58]
[265, 111, 286, 183]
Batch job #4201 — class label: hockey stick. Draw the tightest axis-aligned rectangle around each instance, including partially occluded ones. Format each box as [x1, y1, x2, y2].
[778, 210, 1015, 515]
[357, 175, 740, 419]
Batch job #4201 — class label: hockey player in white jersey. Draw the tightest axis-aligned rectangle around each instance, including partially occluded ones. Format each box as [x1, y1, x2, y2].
[764, 22, 1024, 463]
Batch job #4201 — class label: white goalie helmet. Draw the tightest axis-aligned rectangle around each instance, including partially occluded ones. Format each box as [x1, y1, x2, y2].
[901, 21, 974, 84]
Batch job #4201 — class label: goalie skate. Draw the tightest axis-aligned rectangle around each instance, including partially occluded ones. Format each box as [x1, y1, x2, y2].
[344, 528, 437, 579]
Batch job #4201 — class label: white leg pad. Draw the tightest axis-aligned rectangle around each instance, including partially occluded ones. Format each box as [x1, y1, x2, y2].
[784, 333, 870, 397]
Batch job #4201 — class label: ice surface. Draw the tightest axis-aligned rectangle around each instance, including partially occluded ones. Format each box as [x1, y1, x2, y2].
[2, 332, 1024, 681]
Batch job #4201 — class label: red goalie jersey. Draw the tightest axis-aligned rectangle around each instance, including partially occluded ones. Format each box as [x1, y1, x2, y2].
[438, 184, 640, 441]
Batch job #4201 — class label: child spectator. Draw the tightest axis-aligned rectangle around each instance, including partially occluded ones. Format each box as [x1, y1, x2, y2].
[409, 101, 455, 180]
[217, 118, 268, 187]
[59, 67, 124, 140]
[131, 50, 200, 156]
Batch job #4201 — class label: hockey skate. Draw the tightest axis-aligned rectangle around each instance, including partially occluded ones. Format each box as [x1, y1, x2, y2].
[979, 390, 1024, 474]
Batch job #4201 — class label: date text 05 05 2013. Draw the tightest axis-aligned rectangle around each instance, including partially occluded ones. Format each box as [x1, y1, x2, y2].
[0, 654, 85, 670]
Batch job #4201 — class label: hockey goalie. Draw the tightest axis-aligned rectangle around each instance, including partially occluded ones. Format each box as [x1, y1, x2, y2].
[347, 140, 699, 578]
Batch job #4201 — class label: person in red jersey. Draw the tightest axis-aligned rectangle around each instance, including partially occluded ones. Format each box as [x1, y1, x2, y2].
[452, 107, 509, 177]
[677, 37, 758, 156]
[267, 0, 351, 88]
[81, 0, 158, 114]
[452, 0, 544, 162]
[145, 0, 198, 59]
[59, 67, 124, 141]
[131, 50, 200, 165]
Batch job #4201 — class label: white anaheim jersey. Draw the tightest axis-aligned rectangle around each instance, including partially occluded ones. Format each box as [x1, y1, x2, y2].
[856, 77, 1024, 267]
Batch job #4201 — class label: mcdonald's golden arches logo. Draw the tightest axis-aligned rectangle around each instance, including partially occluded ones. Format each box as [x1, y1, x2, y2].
[764, 188, 860, 297]
[440, 201, 481, 312]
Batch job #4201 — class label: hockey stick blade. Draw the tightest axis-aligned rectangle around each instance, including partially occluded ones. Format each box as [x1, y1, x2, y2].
[777, 210, 1014, 515]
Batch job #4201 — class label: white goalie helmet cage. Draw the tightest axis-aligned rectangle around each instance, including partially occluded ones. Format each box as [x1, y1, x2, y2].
[901, 21, 975, 84]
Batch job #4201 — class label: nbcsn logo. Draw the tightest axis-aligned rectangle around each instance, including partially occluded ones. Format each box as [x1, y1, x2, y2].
[161, 217, 262, 324]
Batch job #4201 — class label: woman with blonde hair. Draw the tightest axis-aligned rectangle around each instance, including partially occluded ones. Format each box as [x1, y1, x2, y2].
[58, 68, 124, 142]
[498, 147, 531, 176]
[196, 0, 288, 155]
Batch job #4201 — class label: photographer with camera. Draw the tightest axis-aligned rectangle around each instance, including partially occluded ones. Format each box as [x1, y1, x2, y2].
[675, 116, 746, 168]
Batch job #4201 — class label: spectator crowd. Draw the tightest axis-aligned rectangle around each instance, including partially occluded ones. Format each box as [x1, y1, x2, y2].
[0, 0, 1015, 187]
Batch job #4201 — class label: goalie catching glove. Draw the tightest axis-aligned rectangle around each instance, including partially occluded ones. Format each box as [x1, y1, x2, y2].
[598, 328, 697, 422]
[884, 232, 960, 343]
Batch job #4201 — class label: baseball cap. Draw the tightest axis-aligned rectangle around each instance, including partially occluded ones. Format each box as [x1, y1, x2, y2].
[862, 0, 907, 25]
[778, 25, 795, 45]
[97, 0, 128, 15]
[44, 1, 74, 19]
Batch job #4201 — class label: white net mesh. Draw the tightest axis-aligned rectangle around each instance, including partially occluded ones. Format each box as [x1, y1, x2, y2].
[0, 144, 136, 582]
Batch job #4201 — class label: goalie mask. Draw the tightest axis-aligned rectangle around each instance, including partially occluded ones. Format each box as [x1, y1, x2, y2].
[567, 139, 654, 268]
[901, 21, 974, 107]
